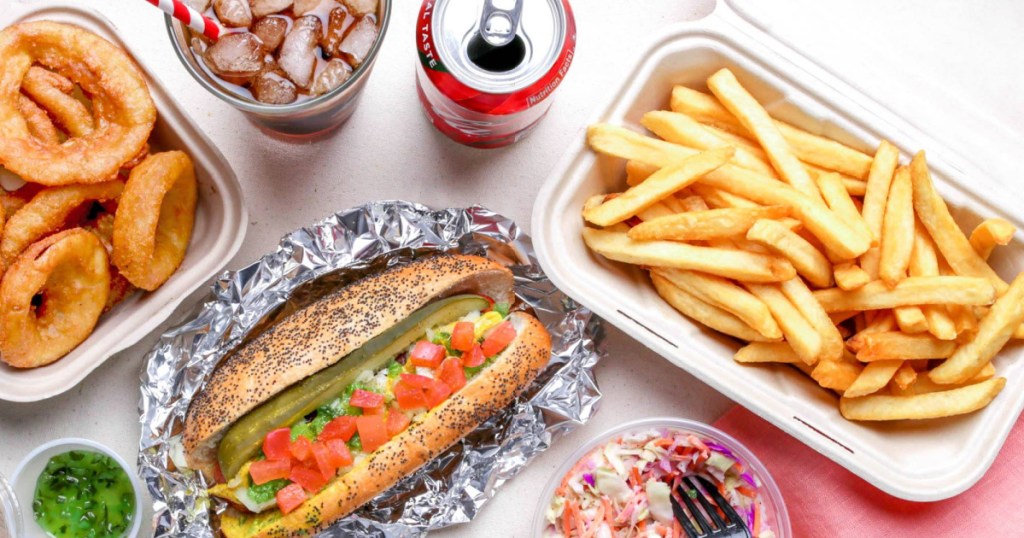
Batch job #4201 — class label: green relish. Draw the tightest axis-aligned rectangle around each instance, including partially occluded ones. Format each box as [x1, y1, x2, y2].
[32, 450, 135, 538]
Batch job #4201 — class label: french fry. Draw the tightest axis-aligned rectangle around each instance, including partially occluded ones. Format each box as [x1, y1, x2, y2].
[676, 195, 709, 212]
[660, 195, 687, 214]
[969, 218, 1015, 260]
[734, 342, 801, 363]
[829, 311, 859, 325]
[892, 363, 918, 391]
[813, 277, 996, 312]
[894, 306, 928, 334]
[670, 85, 874, 179]
[879, 167, 915, 287]
[904, 364, 996, 395]
[640, 111, 779, 178]
[908, 221, 957, 340]
[862, 311, 897, 334]
[930, 273, 1024, 384]
[833, 262, 871, 290]
[690, 184, 759, 209]
[859, 141, 900, 278]
[910, 151, 1007, 293]
[635, 202, 677, 222]
[847, 332, 957, 362]
[625, 160, 659, 187]
[816, 171, 872, 246]
[582, 228, 796, 282]
[780, 277, 844, 361]
[650, 273, 775, 342]
[746, 219, 833, 288]
[840, 377, 1006, 421]
[652, 268, 782, 340]
[744, 283, 822, 364]
[844, 360, 903, 397]
[583, 147, 734, 226]
[950, 304, 979, 336]
[707, 69, 822, 201]
[629, 206, 789, 241]
[811, 353, 864, 392]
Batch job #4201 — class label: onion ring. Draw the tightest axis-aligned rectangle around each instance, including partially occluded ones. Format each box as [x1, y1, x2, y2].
[20, 65, 94, 138]
[0, 228, 110, 368]
[112, 151, 196, 291]
[0, 21, 155, 186]
[0, 180, 123, 269]
[84, 213, 137, 312]
[15, 95, 60, 145]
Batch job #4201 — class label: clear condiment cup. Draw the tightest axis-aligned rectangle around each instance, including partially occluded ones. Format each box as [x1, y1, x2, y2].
[165, 0, 392, 137]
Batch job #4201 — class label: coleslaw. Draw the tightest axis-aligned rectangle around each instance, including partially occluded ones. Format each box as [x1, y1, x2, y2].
[543, 427, 775, 538]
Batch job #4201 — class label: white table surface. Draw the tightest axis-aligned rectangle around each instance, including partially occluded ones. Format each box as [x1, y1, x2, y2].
[2, 0, 1022, 536]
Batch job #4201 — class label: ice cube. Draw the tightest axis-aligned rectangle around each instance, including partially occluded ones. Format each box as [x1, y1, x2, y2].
[252, 16, 288, 52]
[213, 0, 252, 28]
[338, 15, 377, 67]
[184, 0, 212, 11]
[252, 71, 298, 104]
[292, 0, 327, 16]
[250, 0, 292, 18]
[277, 15, 321, 89]
[320, 7, 353, 58]
[310, 58, 353, 96]
[342, 0, 377, 16]
[203, 32, 264, 77]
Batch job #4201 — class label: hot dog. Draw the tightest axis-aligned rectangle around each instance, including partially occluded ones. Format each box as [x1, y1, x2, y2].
[182, 254, 552, 537]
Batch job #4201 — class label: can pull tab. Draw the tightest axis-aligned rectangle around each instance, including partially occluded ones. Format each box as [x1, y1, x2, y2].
[478, 0, 523, 47]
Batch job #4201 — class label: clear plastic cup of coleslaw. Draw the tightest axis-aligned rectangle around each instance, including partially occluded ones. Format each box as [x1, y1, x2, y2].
[534, 417, 790, 538]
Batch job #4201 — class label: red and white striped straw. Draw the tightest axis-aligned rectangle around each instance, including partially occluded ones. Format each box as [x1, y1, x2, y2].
[145, 0, 221, 41]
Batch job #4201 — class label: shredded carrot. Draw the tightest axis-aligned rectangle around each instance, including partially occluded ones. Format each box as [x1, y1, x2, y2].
[653, 438, 674, 448]
[737, 485, 757, 498]
[630, 466, 642, 486]
[638, 520, 647, 533]
[673, 519, 683, 538]
[601, 496, 614, 524]
[753, 502, 762, 535]
[562, 500, 574, 537]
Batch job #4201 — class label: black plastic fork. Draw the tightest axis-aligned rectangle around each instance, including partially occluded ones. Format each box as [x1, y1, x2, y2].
[671, 475, 752, 538]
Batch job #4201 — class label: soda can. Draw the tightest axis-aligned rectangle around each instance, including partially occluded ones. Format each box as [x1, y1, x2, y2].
[416, 0, 576, 148]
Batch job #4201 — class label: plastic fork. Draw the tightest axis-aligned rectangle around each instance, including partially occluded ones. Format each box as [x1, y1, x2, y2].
[671, 475, 752, 538]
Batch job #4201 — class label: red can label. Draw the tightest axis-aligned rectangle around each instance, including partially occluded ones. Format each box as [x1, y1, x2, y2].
[417, 0, 576, 116]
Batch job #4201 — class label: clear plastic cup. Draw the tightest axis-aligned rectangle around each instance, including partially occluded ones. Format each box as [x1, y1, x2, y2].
[534, 417, 791, 537]
[165, 1, 391, 137]
[0, 471, 22, 538]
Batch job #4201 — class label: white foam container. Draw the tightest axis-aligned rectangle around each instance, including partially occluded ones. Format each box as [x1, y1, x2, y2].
[0, 1, 247, 402]
[533, 0, 1024, 502]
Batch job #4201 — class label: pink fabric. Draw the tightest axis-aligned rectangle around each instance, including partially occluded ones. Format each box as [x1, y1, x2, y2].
[713, 406, 1023, 536]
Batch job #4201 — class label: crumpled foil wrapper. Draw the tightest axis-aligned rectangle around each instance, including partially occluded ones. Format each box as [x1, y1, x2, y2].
[138, 201, 605, 537]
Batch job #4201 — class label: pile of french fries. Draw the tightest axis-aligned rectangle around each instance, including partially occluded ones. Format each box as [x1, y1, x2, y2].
[581, 67, 1023, 421]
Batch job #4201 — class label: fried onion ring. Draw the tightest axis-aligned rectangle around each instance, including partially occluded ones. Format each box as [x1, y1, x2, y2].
[84, 213, 137, 312]
[15, 94, 60, 144]
[112, 151, 196, 291]
[0, 21, 155, 186]
[0, 228, 110, 368]
[0, 180, 123, 268]
[20, 66, 94, 138]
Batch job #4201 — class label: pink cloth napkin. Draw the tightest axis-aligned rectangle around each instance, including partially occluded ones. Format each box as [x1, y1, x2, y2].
[713, 406, 1023, 537]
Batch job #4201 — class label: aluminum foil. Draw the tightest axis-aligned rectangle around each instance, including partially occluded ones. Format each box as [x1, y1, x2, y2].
[138, 201, 605, 537]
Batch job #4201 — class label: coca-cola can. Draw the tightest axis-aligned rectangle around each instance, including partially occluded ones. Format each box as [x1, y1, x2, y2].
[416, 0, 576, 148]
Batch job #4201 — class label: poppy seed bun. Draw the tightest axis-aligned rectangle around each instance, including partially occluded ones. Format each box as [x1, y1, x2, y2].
[219, 312, 551, 538]
[183, 254, 516, 479]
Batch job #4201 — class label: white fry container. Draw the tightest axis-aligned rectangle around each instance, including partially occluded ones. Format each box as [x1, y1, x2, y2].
[0, 1, 247, 402]
[532, 1, 1024, 502]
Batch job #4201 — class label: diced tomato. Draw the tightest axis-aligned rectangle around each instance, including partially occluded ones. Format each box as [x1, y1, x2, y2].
[461, 344, 485, 368]
[263, 428, 292, 461]
[213, 463, 226, 484]
[394, 380, 428, 410]
[356, 414, 389, 453]
[362, 404, 385, 415]
[290, 435, 313, 463]
[409, 341, 446, 368]
[324, 439, 353, 468]
[450, 321, 476, 352]
[289, 464, 328, 492]
[349, 389, 384, 409]
[424, 379, 452, 408]
[386, 410, 411, 437]
[249, 458, 291, 485]
[482, 321, 516, 357]
[400, 373, 433, 389]
[276, 483, 307, 515]
[319, 416, 357, 442]
[437, 357, 466, 392]
[311, 442, 337, 481]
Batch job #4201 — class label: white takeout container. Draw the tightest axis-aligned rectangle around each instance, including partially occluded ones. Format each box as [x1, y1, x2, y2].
[0, 1, 247, 402]
[10, 438, 145, 538]
[533, 1, 1024, 501]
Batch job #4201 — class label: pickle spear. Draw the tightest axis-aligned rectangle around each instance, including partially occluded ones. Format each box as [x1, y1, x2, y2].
[217, 294, 491, 479]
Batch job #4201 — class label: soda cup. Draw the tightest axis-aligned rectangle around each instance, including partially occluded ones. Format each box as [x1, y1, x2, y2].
[416, 0, 576, 148]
